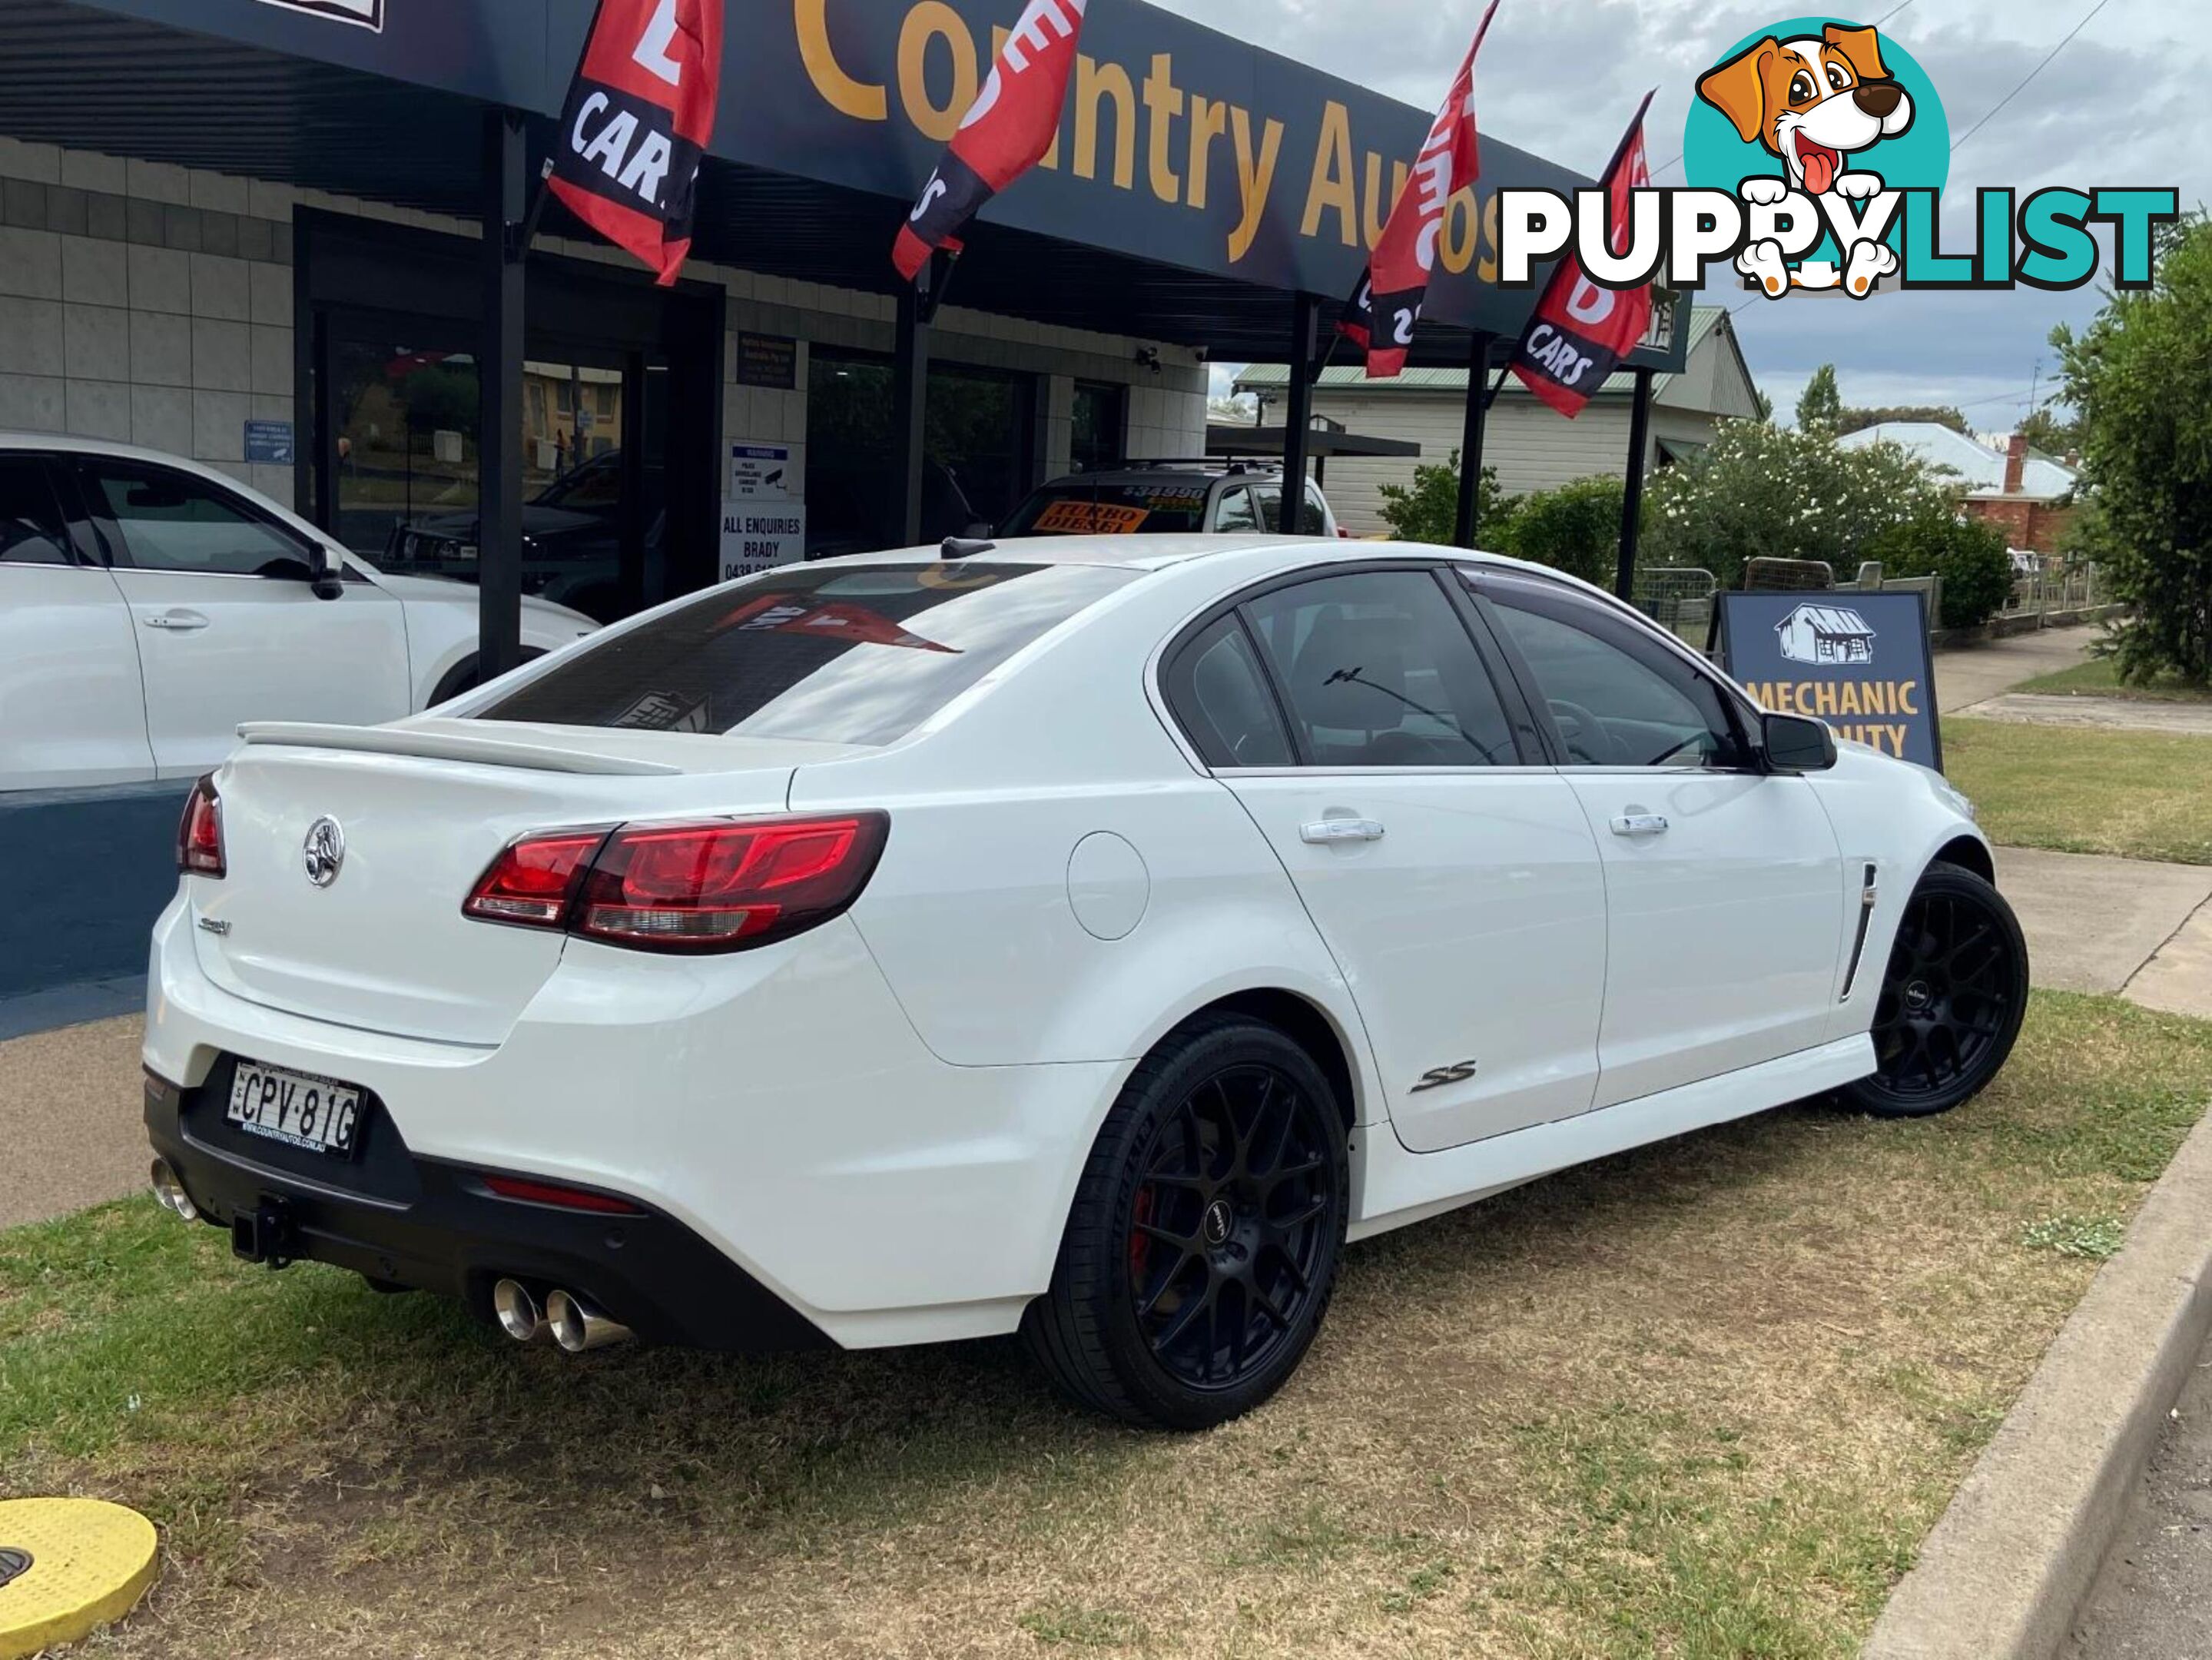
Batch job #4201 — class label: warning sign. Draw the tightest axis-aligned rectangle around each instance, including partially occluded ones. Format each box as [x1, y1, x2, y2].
[1031, 499, 1152, 535]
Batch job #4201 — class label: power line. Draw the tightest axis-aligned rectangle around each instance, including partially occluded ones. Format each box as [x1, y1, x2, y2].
[1950, 0, 2111, 154]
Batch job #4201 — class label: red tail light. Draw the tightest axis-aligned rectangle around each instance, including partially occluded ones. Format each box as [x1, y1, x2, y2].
[177, 775, 225, 877]
[463, 828, 609, 926]
[1335, 526, 1352, 539]
[463, 813, 887, 953]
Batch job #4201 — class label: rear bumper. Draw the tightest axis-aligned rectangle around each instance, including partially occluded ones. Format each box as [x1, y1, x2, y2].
[144, 898, 1130, 1348]
[144, 1066, 829, 1352]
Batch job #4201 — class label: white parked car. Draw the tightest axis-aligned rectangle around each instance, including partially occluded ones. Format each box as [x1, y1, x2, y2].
[143, 535, 2026, 1428]
[0, 436, 599, 792]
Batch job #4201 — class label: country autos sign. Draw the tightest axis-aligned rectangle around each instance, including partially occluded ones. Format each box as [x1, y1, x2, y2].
[1714, 589, 1942, 770]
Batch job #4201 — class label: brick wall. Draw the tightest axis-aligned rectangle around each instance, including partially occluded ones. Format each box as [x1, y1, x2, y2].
[1966, 496, 2074, 555]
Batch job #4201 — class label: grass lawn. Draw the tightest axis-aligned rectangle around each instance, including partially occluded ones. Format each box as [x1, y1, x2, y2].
[1945, 717, 2212, 866]
[2014, 656, 2212, 702]
[6, 993, 2211, 1658]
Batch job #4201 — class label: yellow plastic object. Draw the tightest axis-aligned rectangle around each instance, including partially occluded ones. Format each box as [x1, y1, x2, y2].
[0, 1498, 159, 1659]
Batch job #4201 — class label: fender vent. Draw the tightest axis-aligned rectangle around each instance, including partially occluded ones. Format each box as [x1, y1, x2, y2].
[1839, 863, 1879, 1001]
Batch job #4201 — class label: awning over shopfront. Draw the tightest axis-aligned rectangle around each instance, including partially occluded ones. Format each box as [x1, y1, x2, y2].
[5, 0, 1683, 374]
[0, 0, 1686, 668]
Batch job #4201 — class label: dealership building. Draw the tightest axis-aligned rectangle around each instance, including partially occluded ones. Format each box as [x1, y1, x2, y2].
[0, 0, 1681, 628]
[0, 0, 1689, 1012]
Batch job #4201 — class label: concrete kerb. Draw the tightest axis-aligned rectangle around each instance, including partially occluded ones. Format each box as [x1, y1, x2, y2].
[1862, 1101, 2212, 1660]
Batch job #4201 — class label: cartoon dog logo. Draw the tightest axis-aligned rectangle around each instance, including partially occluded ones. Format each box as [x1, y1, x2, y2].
[1696, 23, 1914, 297]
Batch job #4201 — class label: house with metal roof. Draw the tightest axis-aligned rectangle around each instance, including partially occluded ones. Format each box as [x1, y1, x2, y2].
[1233, 306, 1759, 534]
[1838, 423, 2081, 553]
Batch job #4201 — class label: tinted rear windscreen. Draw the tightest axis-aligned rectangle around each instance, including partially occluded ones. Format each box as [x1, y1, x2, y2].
[474, 563, 1139, 746]
[1000, 482, 1212, 535]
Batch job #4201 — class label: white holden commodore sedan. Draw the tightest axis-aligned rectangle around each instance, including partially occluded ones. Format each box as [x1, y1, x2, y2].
[0, 435, 598, 792]
[143, 536, 2027, 1428]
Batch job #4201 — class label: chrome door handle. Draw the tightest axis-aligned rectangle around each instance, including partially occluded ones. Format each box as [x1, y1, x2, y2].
[1610, 813, 1669, 838]
[142, 611, 209, 632]
[1300, 818, 1385, 845]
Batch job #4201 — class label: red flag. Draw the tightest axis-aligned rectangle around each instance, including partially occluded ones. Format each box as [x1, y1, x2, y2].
[1507, 92, 1657, 417]
[1338, 0, 1498, 379]
[548, 0, 725, 285]
[894, 0, 1088, 281]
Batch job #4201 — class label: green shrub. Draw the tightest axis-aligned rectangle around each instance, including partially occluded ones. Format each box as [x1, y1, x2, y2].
[2054, 214, 2212, 685]
[1865, 509, 2015, 629]
[1499, 476, 1627, 587]
[1643, 419, 1953, 588]
[1375, 448, 1518, 547]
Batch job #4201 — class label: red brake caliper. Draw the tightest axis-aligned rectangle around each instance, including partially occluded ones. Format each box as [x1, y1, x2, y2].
[1129, 1186, 1153, 1281]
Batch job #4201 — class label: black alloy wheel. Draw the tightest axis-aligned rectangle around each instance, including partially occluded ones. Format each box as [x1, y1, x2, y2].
[1126, 1062, 1335, 1391]
[1842, 861, 2029, 1119]
[1024, 1014, 1349, 1429]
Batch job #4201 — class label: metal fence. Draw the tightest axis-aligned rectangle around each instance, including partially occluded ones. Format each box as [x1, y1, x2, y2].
[2006, 559, 2108, 619]
[1632, 558, 2111, 651]
[1630, 566, 1719, 649]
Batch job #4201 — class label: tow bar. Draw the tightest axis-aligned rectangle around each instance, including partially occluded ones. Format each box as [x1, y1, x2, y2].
[231, 1196, 298, 1268]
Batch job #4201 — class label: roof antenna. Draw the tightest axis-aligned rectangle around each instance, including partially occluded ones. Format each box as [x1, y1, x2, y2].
[940, 535, 995, 559]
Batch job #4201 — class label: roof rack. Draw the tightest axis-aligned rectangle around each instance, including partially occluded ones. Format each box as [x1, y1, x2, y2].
[1103, 456, 1283, 473]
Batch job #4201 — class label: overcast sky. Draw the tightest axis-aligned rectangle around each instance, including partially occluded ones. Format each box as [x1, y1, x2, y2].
[1156, 0, 2201, 431]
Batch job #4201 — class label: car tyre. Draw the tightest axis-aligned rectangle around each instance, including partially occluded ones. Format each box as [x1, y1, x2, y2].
[1841, 861, 2029, 1119]
[1023, 1012, 1349, 1430]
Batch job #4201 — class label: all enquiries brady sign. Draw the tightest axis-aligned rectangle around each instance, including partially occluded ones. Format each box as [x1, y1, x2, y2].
[1715, 589, 1941, 770]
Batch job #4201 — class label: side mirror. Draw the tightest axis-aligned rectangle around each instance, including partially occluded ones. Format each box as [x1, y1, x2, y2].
[1763, 711, 1837, 772]
[309, 543, 345, 602]
[962, 519, 993, 540]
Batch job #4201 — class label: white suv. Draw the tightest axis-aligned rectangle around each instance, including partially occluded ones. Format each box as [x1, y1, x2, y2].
[999, 462, 1341, 539]
[0, 436, 599, 792]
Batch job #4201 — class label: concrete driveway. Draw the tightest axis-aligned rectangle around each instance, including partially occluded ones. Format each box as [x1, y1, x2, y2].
[1933, 625, 2098, 713]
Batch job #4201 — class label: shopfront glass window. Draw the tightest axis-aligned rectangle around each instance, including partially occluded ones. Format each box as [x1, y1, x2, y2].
[1072, 380, 1126, 472]
[806, 351, 1036, 554]
[330, 341, 480, 559]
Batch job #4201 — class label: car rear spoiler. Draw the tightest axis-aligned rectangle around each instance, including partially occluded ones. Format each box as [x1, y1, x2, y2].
[234, 722, 685, 776]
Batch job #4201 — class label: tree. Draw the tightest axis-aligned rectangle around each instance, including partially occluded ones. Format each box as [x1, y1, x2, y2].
[1796, 364, 1842, 433]
[1641, 418, 1952, 588]
[2054, 214, 2212, 683]
[1502, 477, 1627, 586]
[1865, 506, 2015, 629]
[1375, 448, 1518, 547]
[1836, 403, 1969, 437]
[1751, 387, 1774, 423]
[2016, 403, 2078, 456]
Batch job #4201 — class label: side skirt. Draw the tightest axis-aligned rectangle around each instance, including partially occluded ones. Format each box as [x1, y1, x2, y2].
[1346, 1035, 1876, 1243]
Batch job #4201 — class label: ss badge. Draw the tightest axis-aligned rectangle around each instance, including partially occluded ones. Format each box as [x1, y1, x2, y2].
[1410, 1059, 1477, 1094]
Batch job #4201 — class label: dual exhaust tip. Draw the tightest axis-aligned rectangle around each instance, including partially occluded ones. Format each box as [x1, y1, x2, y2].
[149, 1166, 629, 1356]
[492, 1277, 632, 1353]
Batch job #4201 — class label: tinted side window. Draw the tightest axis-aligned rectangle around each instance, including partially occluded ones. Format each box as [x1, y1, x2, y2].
[1163, 613, 1292, 768]
[0, 457, 75, 566]
[1213, 486, 1257, 532]
[81, 461, 310, 577]
[1244, 569, 1517, 767]
[1477, 573, 1745, 769]
[1250, 481, 1325, 535]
